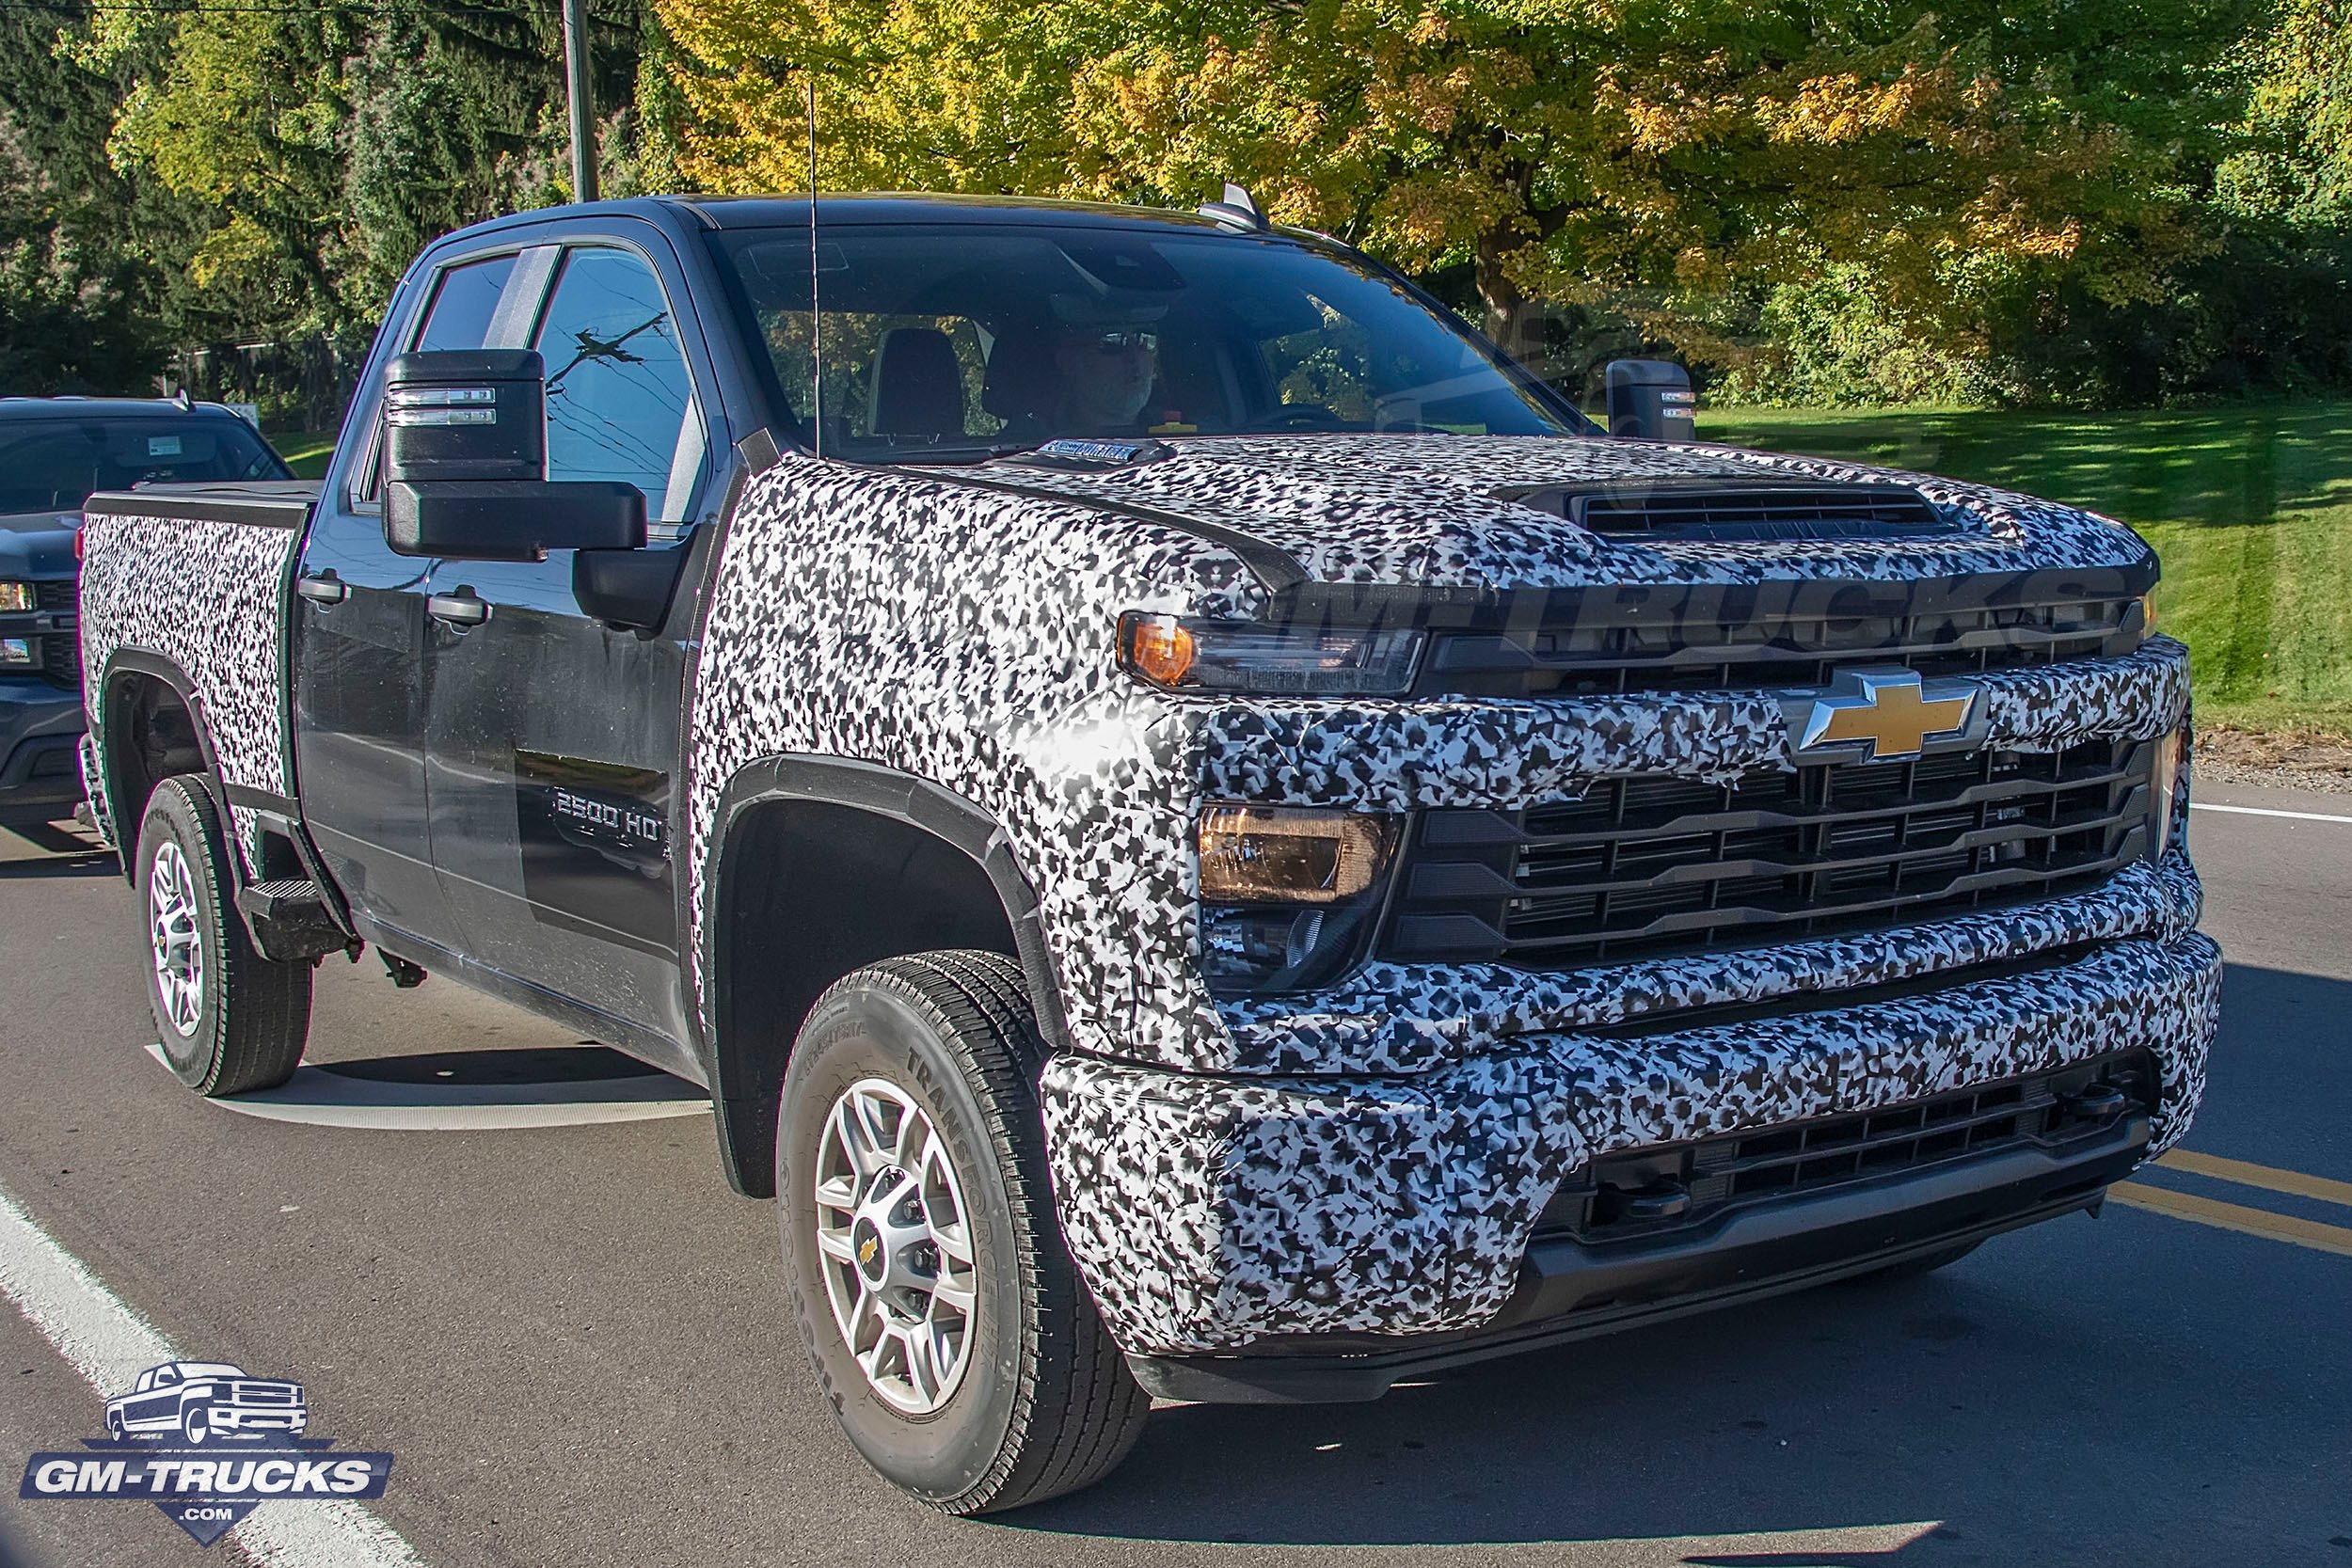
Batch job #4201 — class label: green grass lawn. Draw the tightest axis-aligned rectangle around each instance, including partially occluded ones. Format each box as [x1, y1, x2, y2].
[269, 432, 337, 480]
[1707, 403, 2352, 741]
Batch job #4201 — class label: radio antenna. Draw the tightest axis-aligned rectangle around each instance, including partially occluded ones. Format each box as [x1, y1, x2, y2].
[805, 73, 822, 460]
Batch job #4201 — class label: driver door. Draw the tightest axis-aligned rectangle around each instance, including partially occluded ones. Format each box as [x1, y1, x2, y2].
[418, 238, 713, 1056]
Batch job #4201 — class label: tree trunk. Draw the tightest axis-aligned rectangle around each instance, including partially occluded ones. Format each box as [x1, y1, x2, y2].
[1475, 228, 1532, 363]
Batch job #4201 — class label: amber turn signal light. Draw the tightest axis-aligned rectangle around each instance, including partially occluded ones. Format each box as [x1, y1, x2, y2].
[1120, 613, 1197, 688]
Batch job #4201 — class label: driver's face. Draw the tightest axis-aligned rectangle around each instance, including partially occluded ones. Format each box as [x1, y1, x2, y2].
[1053, 328, 1157, 430]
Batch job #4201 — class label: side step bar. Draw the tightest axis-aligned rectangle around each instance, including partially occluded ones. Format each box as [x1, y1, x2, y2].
[235, 879, 347, 961]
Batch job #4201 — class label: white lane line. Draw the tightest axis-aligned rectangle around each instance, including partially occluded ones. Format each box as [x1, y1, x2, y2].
[0, 1181, 428, 1568]
[2190, 802, 2352, 826]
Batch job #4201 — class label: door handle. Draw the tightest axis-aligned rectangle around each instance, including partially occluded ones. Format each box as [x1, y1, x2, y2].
[294, 573, 348, 606]
[425, 590, 492, 628]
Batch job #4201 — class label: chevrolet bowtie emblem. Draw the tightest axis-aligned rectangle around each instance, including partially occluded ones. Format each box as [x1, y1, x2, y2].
[1785, 668, 1983, 763]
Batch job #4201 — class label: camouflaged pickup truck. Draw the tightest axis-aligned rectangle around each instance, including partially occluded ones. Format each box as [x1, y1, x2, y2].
[74, 192, 2216, 1513]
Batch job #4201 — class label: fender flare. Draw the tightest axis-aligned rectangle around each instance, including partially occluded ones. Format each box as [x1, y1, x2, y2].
[699, 754, 1073, 1194]
[93, 650, 230, 868]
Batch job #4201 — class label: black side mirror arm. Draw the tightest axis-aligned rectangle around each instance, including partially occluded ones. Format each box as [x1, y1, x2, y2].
[573, 543, 690, 635]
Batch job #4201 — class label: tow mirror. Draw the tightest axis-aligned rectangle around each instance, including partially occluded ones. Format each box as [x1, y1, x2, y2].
[1604, 359, 1697, 443]
[381, 349, 645, 562]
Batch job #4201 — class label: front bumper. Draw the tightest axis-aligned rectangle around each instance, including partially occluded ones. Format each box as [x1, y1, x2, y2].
[1041, 925, 2220, 1359]
[0, 677, 87, 825]
[1130, 1113, 2147, 1402]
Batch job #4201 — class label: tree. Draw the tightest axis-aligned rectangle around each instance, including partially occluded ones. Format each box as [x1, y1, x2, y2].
[657, 0, 2260, 379]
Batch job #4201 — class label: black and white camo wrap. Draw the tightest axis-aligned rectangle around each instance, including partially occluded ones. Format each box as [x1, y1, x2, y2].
[677, 430, 2222, 1354]
[687, 436, 2183, 1072]
[1045, 927, 2220, 1354]
[75, 509, 299, 873]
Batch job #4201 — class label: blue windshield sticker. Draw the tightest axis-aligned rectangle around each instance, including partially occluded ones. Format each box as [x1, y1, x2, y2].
[1035, 439, 1147, 463]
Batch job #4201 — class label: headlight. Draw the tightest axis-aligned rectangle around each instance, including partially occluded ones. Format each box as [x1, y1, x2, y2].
[2137, 588, 2159, 638]
[1119, 612, 1422, 696]
[1197, 805, 1400, 992]
[0, 582, 32, 612]
[2149, 727, 2186, 860]
[1199, 805, 1396, 903]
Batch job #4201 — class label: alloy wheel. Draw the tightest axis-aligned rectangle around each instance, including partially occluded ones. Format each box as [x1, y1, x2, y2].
[811, 1077, 980, 1415]
[148, 839, 203, 1037]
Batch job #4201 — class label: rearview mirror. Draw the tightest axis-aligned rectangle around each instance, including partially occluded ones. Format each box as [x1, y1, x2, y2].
[386, 480, 644, 562]
[1604, 359, 1697, 443]
[381, 347, 647, 562]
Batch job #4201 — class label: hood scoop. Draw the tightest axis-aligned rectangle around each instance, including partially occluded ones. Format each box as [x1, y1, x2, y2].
[1501, 479, 1964, 544]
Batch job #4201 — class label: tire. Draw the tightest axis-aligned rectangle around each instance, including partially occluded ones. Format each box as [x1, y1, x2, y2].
[135, 776, 311, 1097]
[776, 951, 1147, 1515]
[181, 1401, 212, 1445]
[1844, 1239, 1982, 1283]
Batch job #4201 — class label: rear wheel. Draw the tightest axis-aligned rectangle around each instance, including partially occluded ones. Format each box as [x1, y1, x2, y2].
[135, 776, 311, 1096]
[777, 951, 1147, 1515]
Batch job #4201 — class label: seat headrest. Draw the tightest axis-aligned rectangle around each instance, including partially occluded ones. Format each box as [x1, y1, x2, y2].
[981, 332, 1058, 426]
[866, 327, 964, 440]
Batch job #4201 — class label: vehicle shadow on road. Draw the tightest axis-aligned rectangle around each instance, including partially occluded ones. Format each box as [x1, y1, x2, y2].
[0, 825, 115, 878]
[1005, 1129, 2350, 1559]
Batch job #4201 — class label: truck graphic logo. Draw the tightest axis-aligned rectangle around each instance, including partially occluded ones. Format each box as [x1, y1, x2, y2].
[1785, 667, 1983, 763]
[20, 1360, 392, 1546]
[103, 1360, 308, 1446]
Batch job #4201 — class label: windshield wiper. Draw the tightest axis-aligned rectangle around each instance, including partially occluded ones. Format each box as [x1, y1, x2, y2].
[863, 440, 1044, 467]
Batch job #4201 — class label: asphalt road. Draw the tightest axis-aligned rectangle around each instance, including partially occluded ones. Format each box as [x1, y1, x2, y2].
[0, 780, 2346, 1568]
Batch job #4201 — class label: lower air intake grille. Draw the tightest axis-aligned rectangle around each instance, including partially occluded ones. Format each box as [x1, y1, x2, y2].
[1536, 1051, 2157, 1245]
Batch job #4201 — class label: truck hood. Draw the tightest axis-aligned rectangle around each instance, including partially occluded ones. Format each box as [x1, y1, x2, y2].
[980, 432, 2153, 594]
[0, 509, 81, 578]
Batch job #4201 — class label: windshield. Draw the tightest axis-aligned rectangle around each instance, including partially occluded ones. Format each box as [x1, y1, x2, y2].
[712, 223, 1585, 463]
[0, 414, 290, 515]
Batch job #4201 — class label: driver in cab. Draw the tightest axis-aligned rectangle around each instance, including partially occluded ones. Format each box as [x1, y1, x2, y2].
[1049, 326, 1158, 436]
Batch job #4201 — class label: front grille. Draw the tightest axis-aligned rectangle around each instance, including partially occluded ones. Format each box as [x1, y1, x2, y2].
[1381, 736, 2153, 970]
[32, 579, 76, 689]
[1419, 594, 2143, 700]
[1511, 482, 1959, 543]
[232, 1386, 297, 1406]
[1536, 1051, 2157, 1245]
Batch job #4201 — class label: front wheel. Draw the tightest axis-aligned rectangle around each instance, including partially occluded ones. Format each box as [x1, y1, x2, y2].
[777, 952, 1147, 1515]
[135, 776, 311, 1096]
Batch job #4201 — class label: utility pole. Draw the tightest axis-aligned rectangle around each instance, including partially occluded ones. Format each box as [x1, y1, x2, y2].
[562, 0, 597, 203]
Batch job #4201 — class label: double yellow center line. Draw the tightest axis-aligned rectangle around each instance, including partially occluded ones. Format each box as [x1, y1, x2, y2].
[2110, 1149, 2352, 1258]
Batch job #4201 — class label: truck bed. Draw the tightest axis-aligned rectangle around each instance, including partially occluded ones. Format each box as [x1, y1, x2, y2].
[83, 480, 321, 530]
[77, 480, 320, 877]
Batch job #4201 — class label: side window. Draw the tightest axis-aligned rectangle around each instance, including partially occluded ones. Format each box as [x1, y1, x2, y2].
[415, 256, 517, 354]
[358, 254, 521, 504]
[532, 247, 702, 518]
